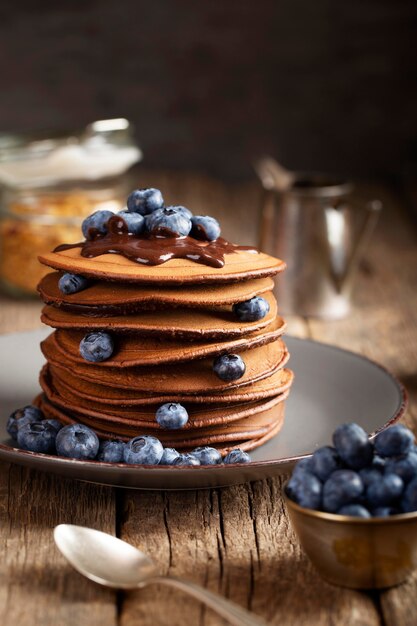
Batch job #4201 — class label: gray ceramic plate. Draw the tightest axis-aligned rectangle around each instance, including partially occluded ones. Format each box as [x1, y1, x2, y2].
[0, 329, 407, 490]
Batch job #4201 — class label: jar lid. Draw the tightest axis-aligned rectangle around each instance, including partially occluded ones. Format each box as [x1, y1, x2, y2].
[0, 119, 142, 187]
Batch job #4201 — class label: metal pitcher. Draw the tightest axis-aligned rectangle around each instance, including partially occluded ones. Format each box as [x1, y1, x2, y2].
[257, 167, 382, 319]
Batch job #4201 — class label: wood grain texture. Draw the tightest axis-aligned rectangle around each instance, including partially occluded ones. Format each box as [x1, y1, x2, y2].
[0, 172, 416, 626]
[0, 463, 116, 626]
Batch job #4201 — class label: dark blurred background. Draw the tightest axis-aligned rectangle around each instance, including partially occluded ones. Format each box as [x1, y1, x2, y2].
[0, 0, 417, 181]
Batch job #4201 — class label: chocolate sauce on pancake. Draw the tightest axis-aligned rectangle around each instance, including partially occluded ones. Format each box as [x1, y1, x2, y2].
[55, 216, 256, 268]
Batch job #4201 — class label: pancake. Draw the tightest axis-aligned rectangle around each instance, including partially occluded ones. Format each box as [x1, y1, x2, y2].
[37, 393, 285, 451]
[38, 272, 275, 313]
[45, 364, 294, 405]
[41, 290, 278, 338]
[39, 246, 286, 284]
[41, 335, 289, 394]
[51, 316, 286, 367]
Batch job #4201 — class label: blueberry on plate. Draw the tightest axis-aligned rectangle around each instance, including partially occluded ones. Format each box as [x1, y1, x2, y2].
[127, 188, 164, 215]
[159, 448, 181, 465]
[374, 424, 415, 458]
[123, 436, 163, 465]
[97, 440, 125, 463]
[81, 210, 114, 240]
[367, 474, 404, 507]
[322, 469, 364, 513]
[286, 471, 322, 510]
[401, 477, 417, 513]
[337, 504, 371, 518]
[190, 215, 221, 241]
[58, 273, 90, 295]
[173, 453, 201, 466]
[332, 423, 373, 470]
[233, 296, 270, 322]
[145, 206, 192, 237]
[213, 354, 246, 382]
[55, 424, 99, 460]
[79, 332, 114, 362]
[118, 210, 145, 235]
[44, 419, 63, 433]
[191, 446, 222, 465]
[155, 403, 189, 429]
[384, 452, 417, 483]
[309, 446, 343, 482]
[7, 405, 43, 440]
[223, 448, 251, 464]
[17, 421, 58, 454]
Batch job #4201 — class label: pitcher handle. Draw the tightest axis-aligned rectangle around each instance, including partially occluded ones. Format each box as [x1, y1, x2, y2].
[343, 199, 382, 288]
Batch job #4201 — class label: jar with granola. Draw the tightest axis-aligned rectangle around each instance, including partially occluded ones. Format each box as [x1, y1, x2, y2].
[0, 119, 141, 296]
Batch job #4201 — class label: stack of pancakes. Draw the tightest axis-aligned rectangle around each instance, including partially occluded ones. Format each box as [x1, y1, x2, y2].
[36, 244, 293, 455]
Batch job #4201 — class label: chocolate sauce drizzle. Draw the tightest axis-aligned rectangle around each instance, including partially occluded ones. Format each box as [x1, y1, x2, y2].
[55, 215, 257, 268]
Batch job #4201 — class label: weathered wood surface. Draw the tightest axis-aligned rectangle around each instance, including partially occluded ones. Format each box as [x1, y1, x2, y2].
[0, 172, 416, 625]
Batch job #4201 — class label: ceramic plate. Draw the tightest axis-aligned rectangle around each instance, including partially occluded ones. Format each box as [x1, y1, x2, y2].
[0, 329, 407, 490]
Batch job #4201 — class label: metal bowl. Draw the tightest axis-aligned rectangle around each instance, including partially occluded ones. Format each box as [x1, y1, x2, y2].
[284, 488, 417, 589]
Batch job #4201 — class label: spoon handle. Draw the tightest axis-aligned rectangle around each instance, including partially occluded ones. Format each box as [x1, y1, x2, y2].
[150, 575, 267, 626]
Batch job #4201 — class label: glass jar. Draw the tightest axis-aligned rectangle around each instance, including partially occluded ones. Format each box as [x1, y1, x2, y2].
[0, 119, 142, 296]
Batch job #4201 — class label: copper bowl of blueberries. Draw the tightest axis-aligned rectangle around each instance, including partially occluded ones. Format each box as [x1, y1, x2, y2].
[284, 422, 417, 589]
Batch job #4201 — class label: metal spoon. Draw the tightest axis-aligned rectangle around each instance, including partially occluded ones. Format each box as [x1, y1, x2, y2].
[54, 524, 267, 626]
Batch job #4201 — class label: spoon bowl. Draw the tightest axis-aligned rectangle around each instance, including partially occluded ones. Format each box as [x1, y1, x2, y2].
[54, 524, 157, 588]
[54, 524, 266, 626]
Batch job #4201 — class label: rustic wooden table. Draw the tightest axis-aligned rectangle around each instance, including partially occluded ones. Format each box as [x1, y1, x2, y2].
[0, 171, 416, 626]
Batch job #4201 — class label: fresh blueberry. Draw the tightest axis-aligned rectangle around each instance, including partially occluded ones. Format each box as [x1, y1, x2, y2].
[367, 474, 404, 507]
[191, 446, 222, 465]
[81, 210, 114, 240]
[7, 405, 43, 440]
[372, 506, 400, 517]
[213, 354, 246, 382]
[172, 205, 193, 219]
[292, 456, 314, 477]
[374, 424, 415, 458]
[233, 297, 270, 322]
[79, 332, 114, 362]
[223, 449, 251, 464]
[322, 469, 364, 513]
[118, 210, 145, 235]
[97, 440, 125, 463]
[332, 423, 373, 470]
[58, 273, 90, 295]
[123, 436, 163, 465]
[372, 455, 386, 470]
[286, 471, 322, 510]
[173, 453, 201, 466]
[401, 477, 417, 513]
[127, 188, 164, 215]
[145, 206, 192, 237]
[384, 452, 417, 483]
[17, 420, 57, 454]
[338, 504, 371, 518]
[44, 418, 63, 433]
[309, 446, 343, 482]
[159, 448, 181, 465]
[155, 403, 189, 429]
[190, 216, 221, 241]
[55, 424, 99, 460]
[359, 467, 383, 487]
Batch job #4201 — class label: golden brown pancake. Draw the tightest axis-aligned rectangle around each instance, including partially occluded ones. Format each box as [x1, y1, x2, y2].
[45, 364, 294, 405]
[38, 272, 275, 312]
[39, 246, 286, 284]
[41, 335, 289, 394]
[41, 290, 277, 338]
[50, 316, 286, 366]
